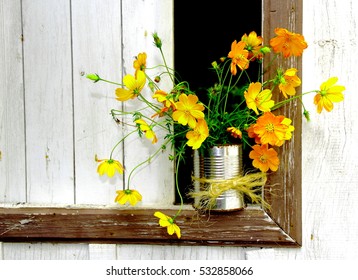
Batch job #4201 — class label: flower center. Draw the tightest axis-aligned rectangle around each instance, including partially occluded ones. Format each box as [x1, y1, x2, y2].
[320, 90, 327, 96]
[124, 189, 132, 195]
[259, 155, 267, 163]
[265, 123, 275, 132]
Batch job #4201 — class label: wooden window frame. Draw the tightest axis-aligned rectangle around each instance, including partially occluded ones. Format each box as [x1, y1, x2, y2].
[0, 0, 302, 247]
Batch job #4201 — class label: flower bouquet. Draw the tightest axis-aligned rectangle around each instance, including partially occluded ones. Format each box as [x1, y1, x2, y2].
[87, 28, 345, 239]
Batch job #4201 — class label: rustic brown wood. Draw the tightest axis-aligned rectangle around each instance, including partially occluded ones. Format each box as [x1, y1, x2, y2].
[0, 0, 302, 247]
[0, 207, 298, 247]
[262, 0, 303, 246]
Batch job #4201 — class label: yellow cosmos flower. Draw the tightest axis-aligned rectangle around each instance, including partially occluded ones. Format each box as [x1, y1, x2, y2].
[152, 90, 175, 109]
[115, 189, 142, 206]
[278, 68, 301, 98]
[228, 40, 249, 75]
[133, 52, 147, 73]
[314, 77, 345, 113]
[135, 119, 158, 144]
[154, 211, 181, 239]
[241, 31, 263, 60]
[115, 70, 146, 101]
[96, 158, 124, 177]
[227, 127, 242, 139]
[186, 119, 209, 149]
[172, 94, 205, 128]
[249, 144, 280, 172]
[253, 112, 293, 147]
[269, 28, 308, 58]
[244, 82, 275, 115]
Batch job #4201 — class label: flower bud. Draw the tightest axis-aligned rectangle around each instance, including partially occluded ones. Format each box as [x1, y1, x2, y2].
[152, 32, 162, 48]
[154, 76, 161, 83]
[86, 73, 100, 83]
[211, 61, 218, 69]
[260, 46, 271, 54]
[148, 81, 155, 92]
[303, 109, 310, 121]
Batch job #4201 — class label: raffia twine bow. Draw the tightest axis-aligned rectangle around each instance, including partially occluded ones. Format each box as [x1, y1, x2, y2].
[190, 172, 270, 210]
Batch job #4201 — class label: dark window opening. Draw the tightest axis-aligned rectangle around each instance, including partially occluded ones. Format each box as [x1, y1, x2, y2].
[174, 1, 262, 204]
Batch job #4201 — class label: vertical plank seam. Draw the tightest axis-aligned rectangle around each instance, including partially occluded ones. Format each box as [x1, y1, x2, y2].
[68, 0, 76, 204]
[119, 0, 126, 190]
[20, 0, 28, 203]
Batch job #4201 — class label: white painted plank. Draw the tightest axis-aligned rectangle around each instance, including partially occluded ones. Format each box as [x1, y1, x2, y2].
[89, 244, 117, 260]
[72, 0, 123, 205]
[22, 0, 74, 203]
[0, 242, 3, 260]
[121, 0, 175, 206]
[117, 244, 246, 260]
[2, 243, 89, 260]
[0, 0, 26, 202]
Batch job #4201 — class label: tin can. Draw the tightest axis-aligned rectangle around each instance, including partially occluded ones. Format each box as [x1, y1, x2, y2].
[193, 144, 245, 211]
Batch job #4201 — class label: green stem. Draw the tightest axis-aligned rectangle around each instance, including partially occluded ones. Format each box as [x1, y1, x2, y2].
[271, 90, 317, 111]
[99, 78, 123, 86]
[126, 139, 171, 189]
[173, 149, 185, 220]
[158, 47, 175, 86]
[109, 129, 138, 159]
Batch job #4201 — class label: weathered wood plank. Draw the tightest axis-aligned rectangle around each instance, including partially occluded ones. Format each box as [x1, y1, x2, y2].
[116, 244, 247, 260]
[262, 0, 303, 246]
[89, 244, 117, 260]
[0, 207, 300, 247]
[120, 0, 175, 206]
[22, 0, 74, 203]
[0, 0, 26, 202]
[1, 243, 89, 260]
[71, 0, 123, 204]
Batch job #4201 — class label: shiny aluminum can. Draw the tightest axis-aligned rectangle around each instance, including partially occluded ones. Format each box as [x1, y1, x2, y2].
[193, 144, 245, 211]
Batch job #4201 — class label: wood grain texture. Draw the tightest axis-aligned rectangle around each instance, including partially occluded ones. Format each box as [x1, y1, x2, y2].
[1, 242, 89, 260]
[0, 206, 299, 247]
[22, 0, 74, 203]
[262, 0, 303, 245]
[0, 0, 26, 202]
[71, 0, 123, 205]
[120, 0, 175, 206]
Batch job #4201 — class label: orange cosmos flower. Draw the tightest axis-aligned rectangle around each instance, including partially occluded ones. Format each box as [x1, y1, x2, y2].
[314, 77, 345, 113]
[154, 211, 181, 239]
[172, 94, 205, 129]
[115, 189, 142, 206]
[278, 68, 301, 98]
[135, 119, 158, 144]
[269, 28, 308, 58]
[186, 119, 209, 149]
[247, 124, 261, 144]
[249, 144, 279, 172]
[228, 40, 249, 75]
[115, 70, 146, 101]
[133, 52, 147, 73]
[244, 82, 275, 115]
[227, 127, 242, 139]
[96, 158, 124, 177]
[253, 112, 293, 146]
[241, 31, 263, 60]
